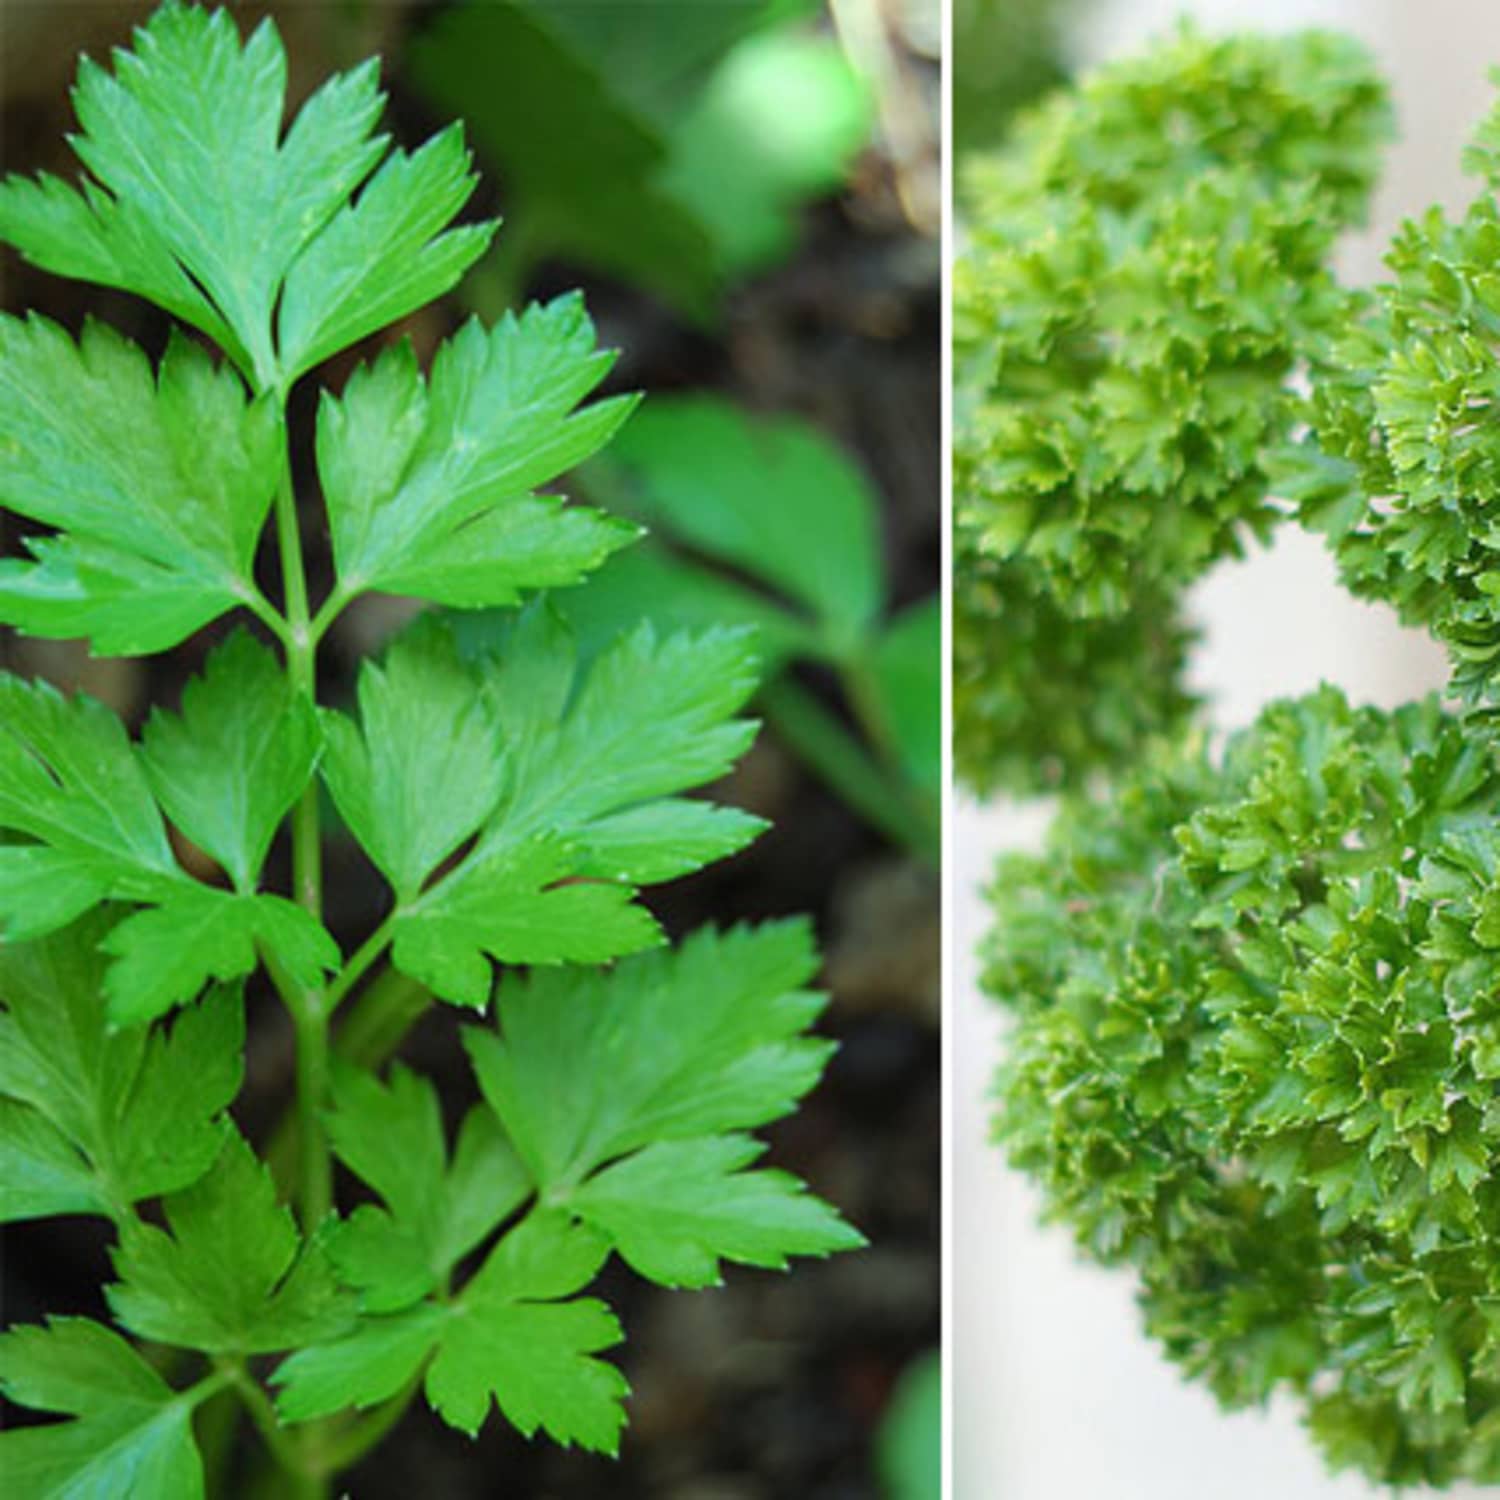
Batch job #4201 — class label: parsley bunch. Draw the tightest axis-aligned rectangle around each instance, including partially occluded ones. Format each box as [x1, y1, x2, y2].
[0, 7, 861, 1495]
[987, 689, 1500, 1485]
[1279, 90, 1500, 707]
[982, 31, 1500, 1487]
[954, 28, 1389, 793]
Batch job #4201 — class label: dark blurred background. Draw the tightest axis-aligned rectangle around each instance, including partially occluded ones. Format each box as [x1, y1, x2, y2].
[0, 3, 939, 1496]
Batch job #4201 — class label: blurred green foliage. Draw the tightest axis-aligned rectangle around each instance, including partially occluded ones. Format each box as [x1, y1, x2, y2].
[952, 0, 1072, 154]
[410, 0, 871, 319]
[877, 1349, 940, 1500]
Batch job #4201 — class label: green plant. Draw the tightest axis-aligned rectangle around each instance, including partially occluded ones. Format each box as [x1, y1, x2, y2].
[953, 27, 1389, 794]
[876, 1347, 940, 1500]
[0, 6, 862, 1495]
[553, 396, 939, 861]
[980, 31, 1500, 1489]
[407, 0, 872, 320]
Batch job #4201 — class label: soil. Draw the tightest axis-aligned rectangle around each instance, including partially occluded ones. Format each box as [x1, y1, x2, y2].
[0, 5, 940, 1496]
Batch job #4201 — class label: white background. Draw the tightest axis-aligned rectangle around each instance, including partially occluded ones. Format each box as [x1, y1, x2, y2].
[953, 2, 1500, 1495]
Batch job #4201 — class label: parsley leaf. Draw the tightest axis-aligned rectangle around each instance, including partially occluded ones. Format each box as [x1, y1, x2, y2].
[326, 609, 762, 1007]
[140, 631, 321, 893]
[0, 1097, 105, 1224]
[277, 122, 495, 383]
[0, 662, 338, 1023]
[0, 319, 277, 657]
[0, 912, 242, 1220]
[49, 1, 384, 383]
[0, 1318, 206, 1499]
[100, 886, 338, 1028]
[316, 299, 636, 611]
[0, 673, 180, 941]
[422, 1212, 625, 1449]
[0, 0, 492, 389]
[460, 604, 762, 868]
[388, 835, 662, 1010]
[953, 27, 1389, 794]
[275, 925, 851, 1449]
[108, 1129, 351, 1355]
[276, 1211, 626, 1453]
[320, 619, 503, 903]
[986, 687, 1500, 1483]
[323, 1062, 529, 1313]
[464, 922, 861, 1283]
[465, 922, 832, 1183]
[569, 1134, 864, 1288]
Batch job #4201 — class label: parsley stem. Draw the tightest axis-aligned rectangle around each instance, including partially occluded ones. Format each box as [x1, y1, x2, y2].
[271, 429, 322, 919]
[323, 915, 397, 1015]
[291, 994, 333, 1226]
[217, 1359, 312, 1484]
[309, 583, 350, 647]
[334, 965, 430, 1068]
[264, 949, 334, 1228]
[266, 404, 333, 1230]
[242, 586, 294, 648]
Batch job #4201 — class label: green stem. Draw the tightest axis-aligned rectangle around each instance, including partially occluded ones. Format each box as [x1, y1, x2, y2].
[191, 1383, 241, 1494]
[760, 674, 937, 862]
[267, 413, 333, 1230]
[218, 1360, 323, 1495]
[309, 583, 351, 647]
[840, 650, 899, 771]
[241, 585, 294, 648]
[334, 965, 431, 1069]
[271, 433, 322, 918]
[264, 957, 424, 1194]
[291, 993, 332, 1227]
[263, 951, 332, 1228]
[317, 1375, 423, 1474]
[322, 915, 396, 1016]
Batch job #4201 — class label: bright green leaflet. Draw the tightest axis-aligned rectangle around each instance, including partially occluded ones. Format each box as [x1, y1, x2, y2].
[139, 630, 320, 894]
[326, 609, 765, 1007]
[0, 320, 279, 655]
[0, 653, 338, 1025]
[107, 1130, 351, 1356]
[0, 1319, 215, 1499]
[276, 1212, 627, 1454]
[315, 300, 637, 615]
[0, 2, 493, 389]
[0, 914, 243, 1222]
[323, 1062, 529, 1313]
